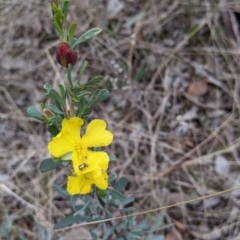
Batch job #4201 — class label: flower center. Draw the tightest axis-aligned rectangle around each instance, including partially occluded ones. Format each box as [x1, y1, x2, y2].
[75, 142, 88, 159]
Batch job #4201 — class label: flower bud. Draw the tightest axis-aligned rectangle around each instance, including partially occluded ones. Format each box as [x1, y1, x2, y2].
[56, 42, 78, 67]
[42, 108, 55, 123]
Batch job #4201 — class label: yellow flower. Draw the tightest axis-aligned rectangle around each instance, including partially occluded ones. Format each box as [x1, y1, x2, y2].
[67, 171, 108, 195]
[48, 117, 113, 168]
[48, 117, 113, 195]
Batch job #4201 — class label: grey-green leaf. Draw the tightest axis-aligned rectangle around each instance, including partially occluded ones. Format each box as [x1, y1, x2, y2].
[115, 177, 129, 192]
[49, 104, 64, 115]
[90, 231, 98, 240]
[147, 236, 164, 240]
[47, 125, 59, 137]
[39, 158, 62, 173]
[72, 27, 102, 48]
[108, 173, 117, 183]
[73, 200, 91, 216]
[119, 207, 136, 212]
[46, 89, 65, 107]
[61, 0, 69, 21]
[53, 183, 71, 197]
[109, 189, 126, 201]
[61, 160, 71, 166]
[58, 84, 66, 101]
[76, 90, 91, 98]
[109, 154, 117, 161]
[86, 89, 109, 108]
[27, 106, 44, 121]
[77, 60, 88, 83]
[43, 83, 53, 92]
[54, 214, 83, 229]
[85, 76, 105, 90]
[67, 22, 77, 44]
[95, 89, 109, 103]
[116, 197, 134, 206]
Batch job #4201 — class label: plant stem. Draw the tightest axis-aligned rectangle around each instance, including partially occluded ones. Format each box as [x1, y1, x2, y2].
[69, 97, 75, 117]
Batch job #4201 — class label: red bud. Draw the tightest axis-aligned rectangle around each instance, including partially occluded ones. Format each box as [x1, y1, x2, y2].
[56, 42, 78, 67]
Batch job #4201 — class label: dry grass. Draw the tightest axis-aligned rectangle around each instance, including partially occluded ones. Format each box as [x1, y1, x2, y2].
[1, 0, 240, 239]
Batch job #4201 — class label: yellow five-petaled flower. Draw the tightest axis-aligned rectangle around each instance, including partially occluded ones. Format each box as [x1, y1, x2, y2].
[48, 117, 113, 195]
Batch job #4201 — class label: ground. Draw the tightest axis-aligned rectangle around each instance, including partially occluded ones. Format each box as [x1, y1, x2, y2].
[1, 0, 240, 239]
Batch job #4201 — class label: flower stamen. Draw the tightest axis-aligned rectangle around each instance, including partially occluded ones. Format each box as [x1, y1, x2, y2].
[79, 163, 88, 170]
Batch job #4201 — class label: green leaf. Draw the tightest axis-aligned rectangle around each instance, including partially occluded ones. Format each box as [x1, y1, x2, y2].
[115, 177, 129, 192]
[84, 76, 105, 90]
[58, 84, 66, 101]
[39, 158, 62, 173]
[54, 206, 93, 229]
[54, 214, 84, 229]
[51, 3, 58, 16]
[56, 8, 63, 19]
[70, 37, 77, 49]
[49, 104, 64, 115]
[67, 23, 77, 44]
[150, 211, 165, 232]
[73, 200, 91, 216]
[119, 207, 136, 213]
[116, 237, 125, 240]
[98, 188, 107, 197]
[76, 90, 91, 98]
[77, 60, 88, 84]
[53, 14, 63, 38]
[108, 173, 117, 183]
[72, 27, 102, 48]
[81, 107, 92, 119]
[71, 93, 80, 103]
[47, 125, 60, 136]
[86, 89, 109, 109]
[127, 232, 141, 239]
[109, 189, 126, 201]
[116, 197, 134, 206]
[90, 231, 98, 240]
[61, 160, 71, 166]
[44, 83, 53, 92]
[60, 152, 72, 161]
[96, 89, 109, 102]
[46, 89, 65, 107]
[67, 64, 73, 87]
[103, 222, 118, 240]
[27, 106, 44, 121]
[76, 98, 88, 117]
[49, 116, 63, 125]
[40, 103, 45, 110]
[53, 183, 71, 197]
[70, 195, 79, 208]
[61, 0, 69, 21]
[53, 157, 60, 162]
[146, 236, 164, 240]
[109, 154, 117, 161]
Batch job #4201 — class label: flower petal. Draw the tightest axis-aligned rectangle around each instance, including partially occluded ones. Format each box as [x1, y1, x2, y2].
[82, 119, 113, 147]
[89, 169, 102, 180]
[71, 150, 80, 164]
[95, 171, 108, 190]
[72, 151, 109, 175]
[79, 182, 92, 194]
[87, 151, 109, 171]
[62, 117, 84, 144]
[48, 117, 84, 158]
[67, 174, 82, 195]
[48, 132, 74, 157]
[67, 174, 92, 195]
